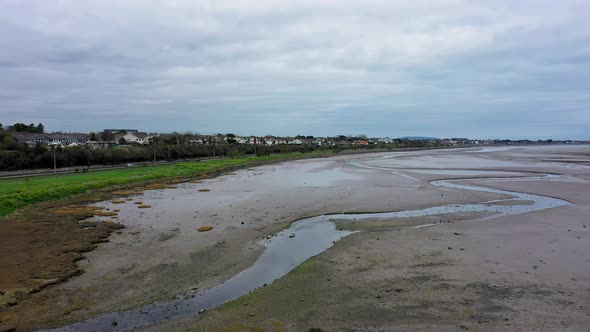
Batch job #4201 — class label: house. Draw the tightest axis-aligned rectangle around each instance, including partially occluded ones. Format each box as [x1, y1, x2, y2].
[189, 138, 205, 145]
[12, 133, 51, 145]
[49, 134, 87, 145]
[86, 140, 117, 148]
[235, 136, 248, 144]
[12, 133, 87, 146]
[104, 129, 139, 134]
[121, 132, 150, 144]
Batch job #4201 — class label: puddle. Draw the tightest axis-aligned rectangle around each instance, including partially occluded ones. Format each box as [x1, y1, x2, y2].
[47, 163, 570, 332]
[404, 169, 525, 176]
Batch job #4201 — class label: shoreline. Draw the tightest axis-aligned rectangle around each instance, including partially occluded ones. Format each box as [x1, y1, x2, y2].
[1, 145, 589, 331]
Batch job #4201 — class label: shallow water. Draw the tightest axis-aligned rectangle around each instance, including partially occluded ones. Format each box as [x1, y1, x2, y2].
[405, 169, 525, 176]
[46, 162, 570, 332]
[47, 219, 352, 332]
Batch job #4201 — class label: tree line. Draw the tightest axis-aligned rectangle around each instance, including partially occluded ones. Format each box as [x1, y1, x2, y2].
[1, 122, 45, 133]
[0, 136, 319, 171]
[0, 123, 440, 171]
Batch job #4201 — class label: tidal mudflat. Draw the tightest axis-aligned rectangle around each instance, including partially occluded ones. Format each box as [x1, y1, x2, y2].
[18, 145, 590, 331]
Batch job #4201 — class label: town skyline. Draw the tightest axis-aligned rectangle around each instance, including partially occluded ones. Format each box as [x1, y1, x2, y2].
[3, 122, 586, 142]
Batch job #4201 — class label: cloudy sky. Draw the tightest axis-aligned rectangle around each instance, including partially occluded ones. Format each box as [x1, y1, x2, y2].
[1, 0, 589, 139]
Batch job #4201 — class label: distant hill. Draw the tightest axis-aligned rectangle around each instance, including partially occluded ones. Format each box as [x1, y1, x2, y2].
[399, 136, 439, 141]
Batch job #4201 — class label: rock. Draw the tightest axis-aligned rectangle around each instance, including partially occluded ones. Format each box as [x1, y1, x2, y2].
[248, 313, 256, 317]
[0, 325, 17, 332]
[197, 226, 214, 232]
[289, 233, 296, 238]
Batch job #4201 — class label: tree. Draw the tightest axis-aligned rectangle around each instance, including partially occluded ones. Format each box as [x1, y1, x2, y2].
[89, 132, 97, 141]
[33, 142, 47, 154]
[119, 137, 127, 145]
[226, 133, 236, 144]
[100, 131, 115, 141]
[13, 123, 28, 132]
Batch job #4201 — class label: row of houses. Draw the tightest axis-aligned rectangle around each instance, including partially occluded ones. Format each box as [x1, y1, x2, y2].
[176, 134, 328, 146]
[12, 133, 88, 146]
[12, 130, 499, 149]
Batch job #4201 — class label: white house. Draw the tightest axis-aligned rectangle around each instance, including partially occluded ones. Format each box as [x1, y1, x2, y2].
[235, 136, 248, 144]
[122, 132, 150, 144]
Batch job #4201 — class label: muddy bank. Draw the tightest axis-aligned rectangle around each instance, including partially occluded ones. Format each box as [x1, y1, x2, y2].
[0, 153, 341, 331]
[148, 182, 589, 331]
[0, 207, 123, 332]
[48, 170, 572, 331]
[3, 145, 589, 331]
[143, 145, 590, 331]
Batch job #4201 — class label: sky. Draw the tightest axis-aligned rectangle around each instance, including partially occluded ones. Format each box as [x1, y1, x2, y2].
[0, 0, 589, 139]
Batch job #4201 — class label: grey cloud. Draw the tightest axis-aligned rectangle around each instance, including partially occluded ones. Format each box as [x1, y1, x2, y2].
[0, 0, 589, 139]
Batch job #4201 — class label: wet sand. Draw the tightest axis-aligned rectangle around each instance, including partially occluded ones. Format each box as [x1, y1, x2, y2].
[6, 145, 590, 331]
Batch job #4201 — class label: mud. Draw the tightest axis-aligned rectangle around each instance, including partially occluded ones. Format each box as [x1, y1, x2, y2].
[2, 145, 590, 331]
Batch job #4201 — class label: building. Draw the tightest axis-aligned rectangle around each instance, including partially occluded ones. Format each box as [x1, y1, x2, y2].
[12, 133, 87, 146]
[104, 129, 139, 134]
[85, 140, 117, 148]
[121, 132, 150, 144]
[114, 132, 152, 144]
[12, 133, 51, 145]
[49, 134, 87, 145]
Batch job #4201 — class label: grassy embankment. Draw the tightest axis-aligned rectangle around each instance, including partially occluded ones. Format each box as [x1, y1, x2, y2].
[0, 151, 329, 217]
